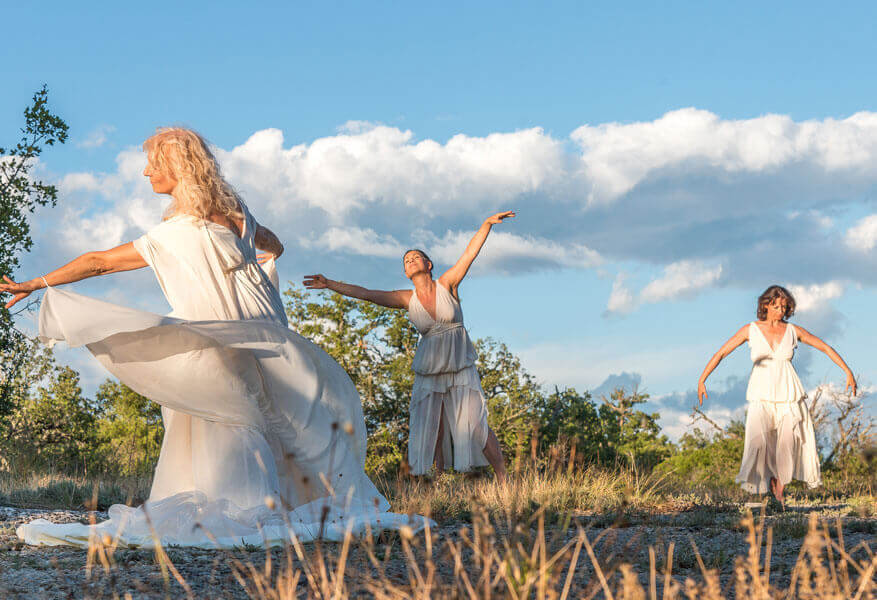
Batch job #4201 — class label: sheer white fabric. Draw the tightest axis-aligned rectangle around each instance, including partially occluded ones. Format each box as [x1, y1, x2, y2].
[17, 203, 425, 548]
[736, 322, 821, 494]
[407, 284, 489, 475]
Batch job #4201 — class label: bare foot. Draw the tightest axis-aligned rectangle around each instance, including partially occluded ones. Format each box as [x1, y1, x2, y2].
[769, 477, 785, 509]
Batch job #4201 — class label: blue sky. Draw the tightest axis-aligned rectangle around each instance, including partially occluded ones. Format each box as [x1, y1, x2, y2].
[4, 1, 877, 437]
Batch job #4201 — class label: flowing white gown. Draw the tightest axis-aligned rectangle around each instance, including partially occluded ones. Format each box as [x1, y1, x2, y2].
[736, 322, 821, 494]
[407, 283, 489, 475]
[17, 203, 424, 548]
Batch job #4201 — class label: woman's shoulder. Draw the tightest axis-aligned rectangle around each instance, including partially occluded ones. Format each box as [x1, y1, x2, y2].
[137, 215, 204, 250]
[435, 277, 461, 303]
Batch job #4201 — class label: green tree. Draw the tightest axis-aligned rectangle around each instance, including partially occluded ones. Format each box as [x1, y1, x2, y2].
[3, 366, 97, 474]
[0, 86, 68, 415]
[599, 388, 674, 468]
[476, 339, 544, 465]
[655, 422, 745, 487]
[93, 380, 164, 476]
[535, 387, 613, 465]
[0, 335, 58, 468]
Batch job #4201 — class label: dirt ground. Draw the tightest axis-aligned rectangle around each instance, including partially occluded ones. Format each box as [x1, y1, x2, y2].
[0, 501, 874, 599]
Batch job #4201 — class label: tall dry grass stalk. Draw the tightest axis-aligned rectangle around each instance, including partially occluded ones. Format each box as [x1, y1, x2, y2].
[80, 502, 874, 599]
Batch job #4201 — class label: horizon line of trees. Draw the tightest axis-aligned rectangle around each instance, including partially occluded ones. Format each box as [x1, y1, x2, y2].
[0, 284, 871, 489]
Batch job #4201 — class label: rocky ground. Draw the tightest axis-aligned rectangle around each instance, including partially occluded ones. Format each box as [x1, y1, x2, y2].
[0, 502, 874, 599]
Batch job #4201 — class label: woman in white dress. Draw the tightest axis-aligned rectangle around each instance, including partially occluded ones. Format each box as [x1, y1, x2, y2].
[303, 213, 512, 482]
[697, 285, 856, 506]
[1, 127, 418, 547]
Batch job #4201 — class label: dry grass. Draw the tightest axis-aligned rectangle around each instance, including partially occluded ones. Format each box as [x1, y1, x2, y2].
[2, 465, 874, 598]
[0, 470, 150, 510]
[379, 462, 873, 525]
[380, 464, 671, 523]
[77, 504, 874, 599]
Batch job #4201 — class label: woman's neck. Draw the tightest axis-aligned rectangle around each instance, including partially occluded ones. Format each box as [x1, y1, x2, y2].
[411, 273, 434, 293]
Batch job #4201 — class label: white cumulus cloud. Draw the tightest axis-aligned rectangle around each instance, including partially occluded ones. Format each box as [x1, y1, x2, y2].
[572, 108, 877, 204]
[787, 281, 845, 314]
[606, 261, 723, 315]
[845, 214, 877, 251]
[301, 226, 404, 258]
[427, 230, 602, 275]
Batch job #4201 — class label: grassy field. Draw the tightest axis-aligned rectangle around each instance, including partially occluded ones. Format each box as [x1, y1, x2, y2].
[0, 464, 874, 598]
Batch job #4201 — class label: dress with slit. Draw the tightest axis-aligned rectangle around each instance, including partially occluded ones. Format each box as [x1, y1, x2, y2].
[16, 203, 424, 548]
[736, 322, 821, 494]
[407, 283, 489, 475]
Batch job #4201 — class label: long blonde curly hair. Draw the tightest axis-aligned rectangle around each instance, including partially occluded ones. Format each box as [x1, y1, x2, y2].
[143, 127, 243, 221]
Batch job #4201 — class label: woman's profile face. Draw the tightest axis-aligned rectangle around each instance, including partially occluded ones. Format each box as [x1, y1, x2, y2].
[143, 155, 178, 195]
[403, 251, 431, 279]
[765, 297, 789, 321]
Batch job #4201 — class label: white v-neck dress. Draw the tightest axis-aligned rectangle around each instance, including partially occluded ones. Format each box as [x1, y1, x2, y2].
[17, 202, 423, 548]
[736, 322, 821, 494]
[406, 283, 489, 475]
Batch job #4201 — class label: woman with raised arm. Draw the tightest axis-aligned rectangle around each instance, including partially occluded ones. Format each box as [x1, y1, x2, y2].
[304, 212, 513, 482]
[697, 285, 856, 507]
[1, 127, 417, 548]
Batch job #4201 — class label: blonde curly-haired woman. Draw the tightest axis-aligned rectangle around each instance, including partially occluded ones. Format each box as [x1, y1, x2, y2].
[2, 127, 418, 547]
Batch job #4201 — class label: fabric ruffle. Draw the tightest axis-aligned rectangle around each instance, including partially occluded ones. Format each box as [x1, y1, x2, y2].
[411, 364, 482, 401]
[745, 361, 808, 405]
[17, 491, 428, 549]
[412, 327, 477, 376]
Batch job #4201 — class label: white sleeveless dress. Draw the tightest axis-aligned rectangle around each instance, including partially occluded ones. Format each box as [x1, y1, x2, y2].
[736, 322, 821, 494]
[17, 203, 423, 548]
[407, 283, 489, 475]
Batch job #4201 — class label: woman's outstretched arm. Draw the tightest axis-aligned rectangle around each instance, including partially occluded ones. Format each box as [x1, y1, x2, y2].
[794, 326, 857, 395]
[697, 324, 749, 405]
[438, 211, 515, 296]
[303, 274, 411, 309]
[0, 242, 148, 309]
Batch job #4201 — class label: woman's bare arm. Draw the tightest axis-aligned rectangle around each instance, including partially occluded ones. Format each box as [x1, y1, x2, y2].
[795, 326, 857, 395]
[697, 324, 749, 405]
[438, 211, 515, 297]
[0, 242, 148, 309]
[254, 224, 284, 258]
[302, 274, 411, 309]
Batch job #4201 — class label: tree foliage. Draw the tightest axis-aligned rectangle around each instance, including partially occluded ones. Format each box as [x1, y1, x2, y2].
[0, 86, 68, 416]
[94, 380, 163, 476]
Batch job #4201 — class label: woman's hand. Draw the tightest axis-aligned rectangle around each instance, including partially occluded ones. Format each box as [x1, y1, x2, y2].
[303, 274, 330, 290]
[697, 381, 708, 406]
[485, 211, 516, 225]
[0, 276, 37, 310]
[845, 372, 858, 396]
[256, 252, 276, 265]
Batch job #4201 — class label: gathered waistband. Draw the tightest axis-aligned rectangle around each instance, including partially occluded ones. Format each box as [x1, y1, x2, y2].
[423, 322, 464, 337]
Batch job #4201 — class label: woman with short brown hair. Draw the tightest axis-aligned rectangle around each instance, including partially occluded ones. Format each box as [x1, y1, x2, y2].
[697, 285, 856, 506]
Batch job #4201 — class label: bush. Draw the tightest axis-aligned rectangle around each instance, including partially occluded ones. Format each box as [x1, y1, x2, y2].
[655, 423, 745, 487]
